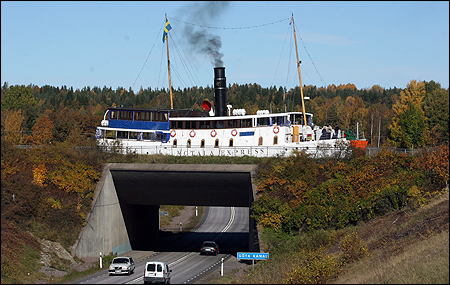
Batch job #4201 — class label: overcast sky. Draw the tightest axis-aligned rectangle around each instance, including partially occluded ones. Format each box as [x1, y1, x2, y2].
[1, 1, 448, 92]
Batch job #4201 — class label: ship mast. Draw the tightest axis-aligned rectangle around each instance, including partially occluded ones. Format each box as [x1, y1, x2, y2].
[165, 14, 174, 109]
[291, 14, 307, 126]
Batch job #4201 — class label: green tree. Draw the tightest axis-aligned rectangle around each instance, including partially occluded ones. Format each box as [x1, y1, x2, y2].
[389, 80, 427, 148]
[1, 85, 37, 111]
[423, 81, 449, 144]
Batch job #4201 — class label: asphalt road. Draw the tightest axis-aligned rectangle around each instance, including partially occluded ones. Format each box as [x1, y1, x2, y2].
[70, 206, 250, 284]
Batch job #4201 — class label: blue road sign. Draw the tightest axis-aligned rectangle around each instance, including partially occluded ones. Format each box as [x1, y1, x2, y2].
[237, 252, 269, 260]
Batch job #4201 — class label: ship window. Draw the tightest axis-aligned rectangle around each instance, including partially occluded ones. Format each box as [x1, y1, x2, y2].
[216, 120, 224, 128]
[214, 139, 219, 148]
[155, 132, 163, 141]
[117, 131, 128, 139]
[110, 111, 118, 120]
[185, 121, 191, 129]
[130, 132, 138, 139]
[143, 132, 151, 140]
[200, 139, 205, 148]
[241, 119, 251, 127]
[258, 136, 263, 146]
[173, 139, 177, 148]
[273, 136, 278, 145]
[257, 117, 270, 126]
[227, 120, 238, 128]
[229, 138, 233, 147]
[105, 130, 116, 139]
[187, 139, 191, 148]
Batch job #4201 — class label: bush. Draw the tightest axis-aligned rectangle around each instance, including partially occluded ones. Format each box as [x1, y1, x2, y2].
[339, 229, 368, 263]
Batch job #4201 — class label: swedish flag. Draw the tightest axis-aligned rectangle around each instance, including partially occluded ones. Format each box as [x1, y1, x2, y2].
[162, 19, 172, 43]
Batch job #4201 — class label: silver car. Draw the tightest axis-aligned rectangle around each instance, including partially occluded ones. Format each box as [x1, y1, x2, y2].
[108, 256, 135, 275]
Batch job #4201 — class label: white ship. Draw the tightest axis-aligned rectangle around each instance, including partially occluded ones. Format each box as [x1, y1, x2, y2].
[95, 15, 349, 157]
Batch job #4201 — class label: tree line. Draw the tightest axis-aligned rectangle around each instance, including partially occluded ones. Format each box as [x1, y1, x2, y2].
[1, 79, 448, 148]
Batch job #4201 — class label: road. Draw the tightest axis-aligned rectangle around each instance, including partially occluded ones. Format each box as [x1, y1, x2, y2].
[71, 206, 250, 284]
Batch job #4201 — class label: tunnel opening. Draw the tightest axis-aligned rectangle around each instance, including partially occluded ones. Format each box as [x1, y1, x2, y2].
[110, 169, 259, 254]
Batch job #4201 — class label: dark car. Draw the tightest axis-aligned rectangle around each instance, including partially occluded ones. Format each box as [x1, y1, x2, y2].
[200, 241, 219, 255]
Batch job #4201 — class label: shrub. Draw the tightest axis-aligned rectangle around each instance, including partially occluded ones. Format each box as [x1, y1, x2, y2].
[339, 229, 368, 263]
[285, 247, 342, 284]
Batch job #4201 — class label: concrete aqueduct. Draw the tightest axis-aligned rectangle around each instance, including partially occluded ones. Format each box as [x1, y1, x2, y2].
[72, 163, 260, 258]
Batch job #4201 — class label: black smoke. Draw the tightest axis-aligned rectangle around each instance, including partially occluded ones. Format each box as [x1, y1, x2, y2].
[176, 1, 230, 67]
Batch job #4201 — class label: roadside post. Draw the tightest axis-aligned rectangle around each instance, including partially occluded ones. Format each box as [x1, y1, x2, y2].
[99, 252, 102, 268]
[179, 222, 182, 232]
[220, 257, 224, 276]
[237, 252, 269, 270]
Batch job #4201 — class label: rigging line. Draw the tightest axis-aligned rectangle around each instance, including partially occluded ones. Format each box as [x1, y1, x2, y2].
[268, 23, 291, 108]
[168, 17, 290, 30]
[284, 27, 294, 106]
[271, 23, 291, 88]
[171, 30, 201, 87]
[294, 25, 326, 87]
[158, 39, 165, 89]
[132, 21, 165, 88]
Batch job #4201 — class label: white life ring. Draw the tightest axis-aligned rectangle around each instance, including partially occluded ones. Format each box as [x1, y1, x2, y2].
[273, 126, 280, 134]
[211, 129, 217, 137]
[231, 129, 238, 136]
[170, 129, 176, 137]
[189, 130, 196, 137]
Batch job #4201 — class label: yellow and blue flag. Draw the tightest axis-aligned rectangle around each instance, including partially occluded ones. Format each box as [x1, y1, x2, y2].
[162, 19, 172, 43]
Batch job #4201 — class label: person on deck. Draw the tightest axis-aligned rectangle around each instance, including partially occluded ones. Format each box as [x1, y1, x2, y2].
[333, 124, 340, 138]
[320, 126, 328, 140]
[326, 125, 333, 139]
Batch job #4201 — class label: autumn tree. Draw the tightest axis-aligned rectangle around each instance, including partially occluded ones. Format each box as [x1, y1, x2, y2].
[1, 109, 25, 145]
[389, 80, 427, 148]
[26, 110, 54, 145]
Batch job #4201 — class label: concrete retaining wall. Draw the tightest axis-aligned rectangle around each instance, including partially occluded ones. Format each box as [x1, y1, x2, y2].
[73, 168, 131, 258]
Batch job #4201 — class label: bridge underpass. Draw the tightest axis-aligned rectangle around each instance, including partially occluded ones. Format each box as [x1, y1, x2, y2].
[72, 164, 259, 258]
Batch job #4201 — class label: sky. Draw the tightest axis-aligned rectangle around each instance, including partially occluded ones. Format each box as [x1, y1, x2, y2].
[1, 1, 449, 92]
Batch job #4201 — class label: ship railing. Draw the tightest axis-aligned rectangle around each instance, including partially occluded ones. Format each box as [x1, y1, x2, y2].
[97, 144, 350, 158]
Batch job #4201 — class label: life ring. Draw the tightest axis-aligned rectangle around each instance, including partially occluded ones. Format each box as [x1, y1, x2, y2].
[189, 130, 196, 137]
[231, 129, 238, 136]
[211, 129, 217, 137]
[170, 129, 176, 137]
[273, 126, 280, 134]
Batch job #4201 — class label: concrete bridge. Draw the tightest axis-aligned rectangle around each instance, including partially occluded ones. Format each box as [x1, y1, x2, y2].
[71, 163, 259, 258]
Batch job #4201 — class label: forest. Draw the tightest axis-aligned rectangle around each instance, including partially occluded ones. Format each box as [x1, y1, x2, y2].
[1, 79, 448, 148]
[1, 79, 449, 283]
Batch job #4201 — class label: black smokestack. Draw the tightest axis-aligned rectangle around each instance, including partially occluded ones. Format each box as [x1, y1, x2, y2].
[214, 67, 227, 116]
[176, 1, 230, 67]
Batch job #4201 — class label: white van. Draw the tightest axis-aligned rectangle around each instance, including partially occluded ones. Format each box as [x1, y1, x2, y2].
[143, 261, 172, 284]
